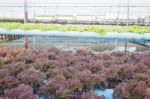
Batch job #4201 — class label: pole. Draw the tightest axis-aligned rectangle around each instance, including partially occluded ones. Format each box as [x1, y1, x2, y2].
[110, 5, 112, 23]
[25, 36, 29, 49]
[33, 0, 36, 23]
[24, 0, 28, 24]
[32, 37, 35, 49]
[117, 0, 120, 26]
[125, 42, 127, 54]
[115, 39, 118, 47]
[127, 0, 130, 26]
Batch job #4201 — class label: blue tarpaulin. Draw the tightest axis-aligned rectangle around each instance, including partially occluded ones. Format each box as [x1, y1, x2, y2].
[95, 88, 114, 99]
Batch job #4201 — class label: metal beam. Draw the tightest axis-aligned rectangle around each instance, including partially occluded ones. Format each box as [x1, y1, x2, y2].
[1, 5, 150, 8]
[130, 41, 150, 47]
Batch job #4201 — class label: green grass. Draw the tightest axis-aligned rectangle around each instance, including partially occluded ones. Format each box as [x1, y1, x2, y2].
[0, 22, 150, 35]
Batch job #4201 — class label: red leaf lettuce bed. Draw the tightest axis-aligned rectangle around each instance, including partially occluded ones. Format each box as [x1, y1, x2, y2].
[0, 47, 150, 99]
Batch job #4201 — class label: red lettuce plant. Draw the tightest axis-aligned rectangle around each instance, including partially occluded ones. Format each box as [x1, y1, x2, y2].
[76, 49, 93, 56]
[34, 58, 57, 72]
[0, 75, 18, 95]
[114, 80, 150, 99]
[66, 78, 83, 93]
[47, 47, 59, 54]
[5, 62, 25, 76]
[38, 75, 67, 98]
[4, 84, 36, 99]
[17, 69, 45, 88]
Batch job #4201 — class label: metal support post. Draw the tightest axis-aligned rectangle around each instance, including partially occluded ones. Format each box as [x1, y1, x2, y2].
[24, 0, 28, 24]
[125, 42, 127, 54]
[127, 0, 130, 26]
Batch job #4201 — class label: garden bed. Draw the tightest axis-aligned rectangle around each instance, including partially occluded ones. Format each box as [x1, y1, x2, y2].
[0, 47, 150, 99]
[0, 22, 150, 34]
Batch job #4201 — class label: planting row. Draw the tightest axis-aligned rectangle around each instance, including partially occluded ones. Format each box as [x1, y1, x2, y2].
[0, 22, 150, 34]
[0, 47, 150, 99]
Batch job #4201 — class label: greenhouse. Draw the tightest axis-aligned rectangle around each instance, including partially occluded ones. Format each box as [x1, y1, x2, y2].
[0, 0, 150, 99]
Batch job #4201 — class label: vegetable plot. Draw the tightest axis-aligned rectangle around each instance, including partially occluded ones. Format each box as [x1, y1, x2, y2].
[0, 22, 150, 34]
[0, 47, 150, 99]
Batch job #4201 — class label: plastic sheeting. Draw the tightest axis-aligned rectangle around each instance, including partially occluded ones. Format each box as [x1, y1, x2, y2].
[112, 46, 137, 53]
[95, 88, 114, 99]
[0, 28, 150, 40]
